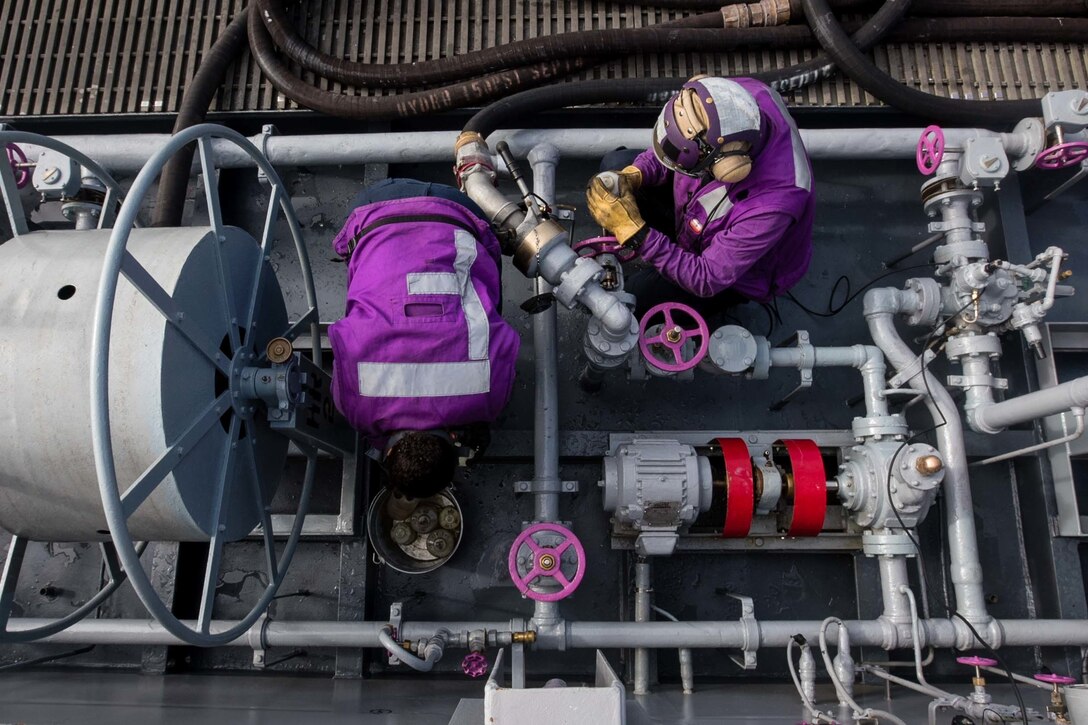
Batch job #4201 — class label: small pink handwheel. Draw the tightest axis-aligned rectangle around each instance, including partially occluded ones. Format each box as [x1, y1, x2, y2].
[462, 652, 489, 678]
[573, 235, 638, 262]
[1035, 141, 1088, 170]
[507, 522, 586, 602]
[1035, 673, 1077, 686]
[638, 302, 710, 373]
[6, 144, 29, 189]
[916, 125, 946, 175]
[957, 655, 998, 668]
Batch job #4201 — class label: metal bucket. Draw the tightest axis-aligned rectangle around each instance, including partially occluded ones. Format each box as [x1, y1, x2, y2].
[366, 486, 463, 574]
[1066, 685, 1088, 724]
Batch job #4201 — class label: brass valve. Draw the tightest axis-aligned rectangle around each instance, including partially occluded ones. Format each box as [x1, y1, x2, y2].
[511, 631, 537, 644]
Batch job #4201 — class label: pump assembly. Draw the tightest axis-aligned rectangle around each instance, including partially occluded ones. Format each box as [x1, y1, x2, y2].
[3, 2, 1088, 724]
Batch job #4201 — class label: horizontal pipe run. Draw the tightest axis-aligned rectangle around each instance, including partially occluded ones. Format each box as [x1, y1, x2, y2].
[32, 127, 1032, 173]
[973, 376, 1088, 433]
[7, 617, 1086, 650]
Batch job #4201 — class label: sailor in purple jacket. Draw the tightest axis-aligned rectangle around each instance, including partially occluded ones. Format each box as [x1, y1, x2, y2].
[587, 76, 815, 318]
[329, 179, 520, 500]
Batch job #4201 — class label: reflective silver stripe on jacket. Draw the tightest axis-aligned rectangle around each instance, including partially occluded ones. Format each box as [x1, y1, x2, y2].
[696, 186, 735, 223]
[358, 361, 491, 397]
[361, 229, 491, 398]
[765, 88, 813, 192]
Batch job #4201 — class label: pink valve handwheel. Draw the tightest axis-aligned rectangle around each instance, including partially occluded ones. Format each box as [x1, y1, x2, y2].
[573, 235, 638, 262]
[1035, 141, 1088, 170]
[507, 522, 586, 603]
[5, 144, 29, 189]
[916, 125, 946, 176]
[461, 652, 489, 678]
[1035, 673, 1076, 685]
[638, 302, 710, 373]
[957, 656, 998, 668]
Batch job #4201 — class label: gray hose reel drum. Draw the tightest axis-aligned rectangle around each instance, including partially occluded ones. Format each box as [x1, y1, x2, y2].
[0, 226, 287, 541]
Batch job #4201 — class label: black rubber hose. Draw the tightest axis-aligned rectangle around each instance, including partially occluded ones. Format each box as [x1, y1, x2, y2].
[909, 0, 1088, 16]
[254, 0, 819, 89]
[248, 7, 597, 119]
[800, 0, 1043, 126]
[885, 15, 1088, 43]
[153, 8, 250, 227]
[463, 0, 912, 136]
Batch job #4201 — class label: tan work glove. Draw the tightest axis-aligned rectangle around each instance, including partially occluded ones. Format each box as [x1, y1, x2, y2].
[586, 176, 646, 245]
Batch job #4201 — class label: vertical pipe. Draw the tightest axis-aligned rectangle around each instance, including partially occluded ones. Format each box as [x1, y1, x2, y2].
[528, 144, 562, 629]
[879, 554, 912, 626]
[528, 144, 561, 526]
[864, 289, 990, 628]
[634, 558, 653, 695]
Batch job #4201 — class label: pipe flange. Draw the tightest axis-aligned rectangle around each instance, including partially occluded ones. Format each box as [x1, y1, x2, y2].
[903, 278, 941, 328]
[852, 414, 909, 441]
[1011, 118, 1047, 172]
[933, 239, 990, 266]
[945, 333, 1002, 360]
[861, 531, 917, 557]
[554, 256, 603, 308]
[707, 325, 758, 374]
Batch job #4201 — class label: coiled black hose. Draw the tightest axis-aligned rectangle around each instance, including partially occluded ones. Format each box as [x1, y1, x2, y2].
[248, 7, 600, 119]
[153, 8, 251, 227]
[463, 0, 912, 136]
[254, 0, 732, 87]
[800, 0, 1043, 126]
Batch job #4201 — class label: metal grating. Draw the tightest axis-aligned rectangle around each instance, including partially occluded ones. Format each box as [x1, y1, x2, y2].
[1, 1, 1087, 118]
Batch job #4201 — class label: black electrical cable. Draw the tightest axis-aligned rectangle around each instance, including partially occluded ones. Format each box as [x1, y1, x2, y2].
[784, 262, 933, 318]
[800, 0, 1044, 127]
[882, 302, 1029, 723]
[462, 0, 913, 136]
[153, 8, 251, 228]
[0, 645, 95, 672]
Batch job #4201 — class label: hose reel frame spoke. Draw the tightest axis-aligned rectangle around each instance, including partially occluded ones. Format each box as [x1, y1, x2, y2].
[0, 538, 148, 644]
[90, 123, 322, 647]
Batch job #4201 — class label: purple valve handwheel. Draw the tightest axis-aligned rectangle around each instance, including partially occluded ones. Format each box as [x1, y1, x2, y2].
[1034, 673, 1076, 686]
[639, 302, 710, 374]
[957, 656, 998, 668]
[1036, 141, 1088, 170]
[573, 235, 638, 262]
[461, 652, 489, 678]
[507, 522, 586, 602]
[6, 144, 29, 189]
[916, 125, 945, 176]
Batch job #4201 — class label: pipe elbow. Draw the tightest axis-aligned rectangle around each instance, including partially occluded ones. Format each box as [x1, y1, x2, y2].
[598, 296, 634, 339]
[862, 287, 906, 319]
[527, 142, 560, 168]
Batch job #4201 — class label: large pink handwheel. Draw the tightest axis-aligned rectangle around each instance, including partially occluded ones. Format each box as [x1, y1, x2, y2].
[573, 235, 639, 262]
[639, 302, 710, 373]
[6, 144, 29, 189]
[1036, 141, 1088, 170]
[508, 523, 586, 602]
[916, 125, 946, 175]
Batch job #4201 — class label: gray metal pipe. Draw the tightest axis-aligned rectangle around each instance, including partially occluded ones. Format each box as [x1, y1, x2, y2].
[863, 287, 990, 627]
[528, 144, 562, 525]
[768, 344, 888, 417]
[36, 127, 1036, 173]
[633, 559, 653, 695]
[974, 375, 1088, 434]
[8, 616, 1086, 649]
[878, 554, 913, 627]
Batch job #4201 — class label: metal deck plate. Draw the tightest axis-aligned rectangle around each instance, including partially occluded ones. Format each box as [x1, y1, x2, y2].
[1, 1, 1086, 118]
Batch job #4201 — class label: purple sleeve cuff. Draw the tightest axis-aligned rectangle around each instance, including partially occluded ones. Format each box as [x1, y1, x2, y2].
[633, 148, 669, 188]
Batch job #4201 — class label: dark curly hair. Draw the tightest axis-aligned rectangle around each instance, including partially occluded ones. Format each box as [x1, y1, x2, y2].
[386, 432, 456, 500]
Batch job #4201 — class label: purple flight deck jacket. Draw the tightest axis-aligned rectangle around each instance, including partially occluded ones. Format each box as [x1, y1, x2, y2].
[328, 196, 520, 438]
[632, 78, 815, 303]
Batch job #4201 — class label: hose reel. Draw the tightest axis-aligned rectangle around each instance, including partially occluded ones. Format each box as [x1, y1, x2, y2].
[0, 125, 347, 646]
